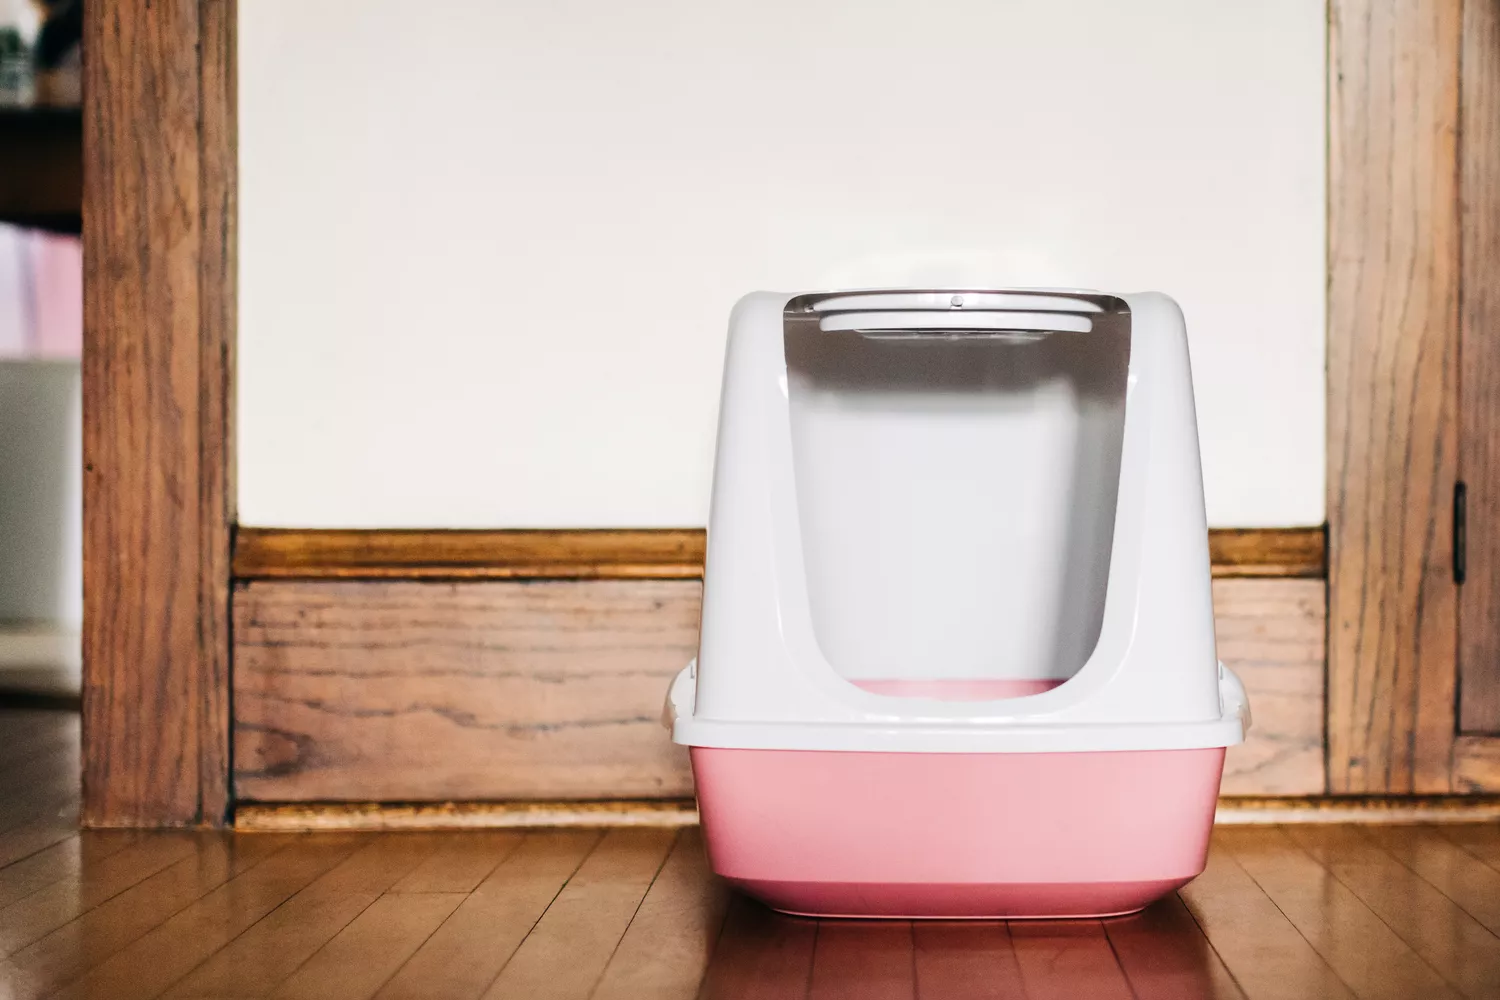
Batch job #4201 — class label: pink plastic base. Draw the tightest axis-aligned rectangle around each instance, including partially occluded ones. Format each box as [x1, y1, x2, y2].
[692, 744, 1225, 919]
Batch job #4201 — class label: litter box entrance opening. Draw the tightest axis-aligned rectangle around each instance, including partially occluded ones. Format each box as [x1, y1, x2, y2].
[783, 292, 1130, 701]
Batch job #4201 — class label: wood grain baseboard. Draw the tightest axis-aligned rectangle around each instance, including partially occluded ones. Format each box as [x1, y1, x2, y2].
[233, 800, 700, 832]
[233, 526, 1327, 581]
[234, 796, 1500, 831]
[1215, 796, 1500, 824]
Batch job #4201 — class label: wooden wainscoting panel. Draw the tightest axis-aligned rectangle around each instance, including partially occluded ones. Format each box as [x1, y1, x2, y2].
[1215, 579, 1326, 796]
[1326, 0, 1462, 793]
[233, 577, 1322, 803]
[232, 580, 700, 801]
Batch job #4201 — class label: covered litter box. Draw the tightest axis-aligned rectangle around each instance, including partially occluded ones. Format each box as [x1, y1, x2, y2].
[665, 288, 1249, 919]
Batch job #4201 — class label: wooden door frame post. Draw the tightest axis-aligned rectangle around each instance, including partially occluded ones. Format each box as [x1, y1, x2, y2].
[1326, 0, 1464, 794]
[81, 0, 236, 826]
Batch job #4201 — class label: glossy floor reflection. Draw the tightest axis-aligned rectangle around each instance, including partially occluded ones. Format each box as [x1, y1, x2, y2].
[701, 894, 1236, 999]
[1, 707, 1498, 999]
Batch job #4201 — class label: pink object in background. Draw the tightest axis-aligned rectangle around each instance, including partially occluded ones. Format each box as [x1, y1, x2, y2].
[0, 224, 82, 360]
[691, 745, 1225, 919]
[29, 231, 82, 359]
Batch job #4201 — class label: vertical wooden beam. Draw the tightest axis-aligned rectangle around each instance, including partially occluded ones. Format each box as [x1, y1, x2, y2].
[82, 0, 235, 825]
[199, 0, 237, 822]
[1459, 0, 1500, 732]
[1327, 0, 1462, 792]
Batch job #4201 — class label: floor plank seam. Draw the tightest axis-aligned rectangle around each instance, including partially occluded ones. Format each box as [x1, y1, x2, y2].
[365, 891, 473, 1000]
[35, 835, 314, 999]
[1431, 824, 1500, 876]
[1280, 829, 1481, 998]
[0, 819, 77, 866]
[461, 834, 526, 894]
[800, 920, 819, 1000]
[1350, 825, 1500, 944]
[1175, 877, 1257, 1000]
[0, 837, 198, 959]
[0, 837, 84, 909]
[230, 841, 398, 1000]
[905, 921, 918, 1000]
[385, 834, 525, 897]
[692, 885, 737, 1000]
[472, 828, 604, 1000]
[146, 834, 368, 1000]
[1217, 835, 1384, 1000]
[1098, 916, 1144, 1000]
[585, 828, 682, 1000]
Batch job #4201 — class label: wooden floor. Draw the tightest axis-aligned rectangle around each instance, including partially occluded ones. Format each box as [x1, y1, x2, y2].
[3, 708, 1500, 999]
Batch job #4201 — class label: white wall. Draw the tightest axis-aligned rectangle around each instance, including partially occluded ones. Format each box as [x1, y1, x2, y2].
[238, 0, 1326, 528]
[0, 361, 81, 627]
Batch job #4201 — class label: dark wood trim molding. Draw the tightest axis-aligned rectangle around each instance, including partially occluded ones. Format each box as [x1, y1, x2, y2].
[82, 0, 236, 826]
[1204, 528, 1325, 579]
[1326, 0, 1462, 794]
[232, 526, 1326, 581]
[232, 528, 709, 580]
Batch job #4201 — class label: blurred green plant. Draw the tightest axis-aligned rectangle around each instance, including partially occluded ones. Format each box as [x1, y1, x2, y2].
[0, 25, 32, 101]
